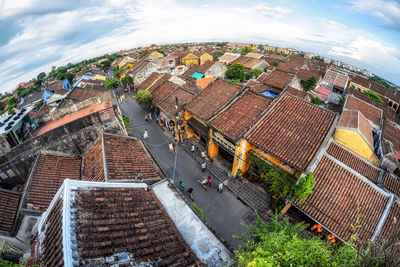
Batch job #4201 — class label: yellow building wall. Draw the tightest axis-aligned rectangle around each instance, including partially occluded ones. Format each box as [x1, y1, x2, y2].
[183, 111, 206, 141]
[231, 139, 302, 178]
[182, 54, 199, 66]
[333, 129, 380, 166]
[208, 139, 219, 159]
[200, 53, 213, 65]
[349, 82, 369, 93]
[147, 51, 164, 61]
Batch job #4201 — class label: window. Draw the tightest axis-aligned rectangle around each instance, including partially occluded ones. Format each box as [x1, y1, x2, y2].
[351, 85, 355, 89]
[389, 101, 393, 108]
[393, 103, 398, 110]
[357, 87, 361, 92]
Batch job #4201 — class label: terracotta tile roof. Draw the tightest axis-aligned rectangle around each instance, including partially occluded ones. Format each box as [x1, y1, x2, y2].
[39, 181, 203, 266]
[68, 87, 103, 102]
[45, 81, 63, 92]
[245, 52, 263, 59]
[0, 189, 20, 233]
[247, 94, 335, 171]
[296, 155, 390, 241]
[243, 58, 265, 70]
[53, 88, 68, 96]
[327, 142, 380, 183]
[148, 74, 171, 92]
[218, 53, 240, 63]
[196, 77, 214, 89]
[40, 198, 63, 266]
[351, 75, 370, 88]
[185, 79, 244, 121]
[276, 62, 297, 74]
[136, 72, 161, 91]
[152, 80, 179, 105]
[383, 119, 400, 154]
[25, 154, 81, 210]
[370, 81, 386, 96]
[158, 87, 196, 118]
[210, 90, 272, 142]
[83, 139, 105, 182]
[323, 69, 349, 90]
[383, 172, 400, 196]
[183, 81, 202, 93]
[104, 134, 164, 181]
[283, 86, 308, 99]
[337, 110, 358, 128]
[337, 110, 374, 148]
[230, 56, 251, 65]
[345, 94, 382, 126]
[258, 70, 294, 90]
[248, 82, 270, 94]
[379, 201, 400, 239]
[297, 69, 320, 81]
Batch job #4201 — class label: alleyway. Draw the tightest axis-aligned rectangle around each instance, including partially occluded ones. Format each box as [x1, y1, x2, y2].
[118, 92, 259, 249]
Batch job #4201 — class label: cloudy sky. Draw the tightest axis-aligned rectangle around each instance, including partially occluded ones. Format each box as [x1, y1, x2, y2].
[0, 0, 399, 94]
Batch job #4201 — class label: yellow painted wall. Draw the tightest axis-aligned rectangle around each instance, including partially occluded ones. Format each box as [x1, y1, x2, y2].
[147, 51, 164, 61]
[183, 111, 206, 140]
[208, 139, 219, 159]
[200, 53, 213, 65]
[93, 75, 106, 81]
[349, 81, 369, 93]
[182, 53, 199, 66]
[123, 63, 133, 71]
[118, 57, 134, 69]
[333, 129, 380, 166]
[231, 138, 302, 178]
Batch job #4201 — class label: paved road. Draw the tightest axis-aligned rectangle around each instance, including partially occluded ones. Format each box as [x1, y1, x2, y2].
[118, 92, 255, 249]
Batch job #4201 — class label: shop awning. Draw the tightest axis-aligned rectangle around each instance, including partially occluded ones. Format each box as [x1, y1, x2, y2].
[187, 117, 209, 138]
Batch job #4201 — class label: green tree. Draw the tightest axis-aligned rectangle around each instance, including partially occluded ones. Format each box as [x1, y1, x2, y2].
[139, 51, 150, 58]
[113, 68, 122, 79]
[215, 50, 226, 58]
[310, 94, 323, 105]
[293, 172, 314, 203]
[245, 71, 253, 81]
[252, 68, 262, 78]
[240, 46, 253, 56]
[100, 59, 111, 69]
[121, 75, 133, 89]
[104, 78, 119, 89]
[273, 60, 279, 67]
[37, 72, 46, 80]
[363, 90, 382, 104]
[64, 72, 75, 83]
[235, 214, 359, 267]
[226, 63, 245, 83]
[136, 89, 153, 107]
[303, 76, 317, 92]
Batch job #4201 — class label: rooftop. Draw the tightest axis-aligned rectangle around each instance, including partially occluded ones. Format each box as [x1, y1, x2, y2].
[258, 70, 294, 90]
[296, 155, 391, 241]
[152, 80, 180, 105]
[0, 106, 34, 135]
[344, 94, 382, 127]
[382, 119, 400, 156]
[247, 94, 336, 171]
[382, 172, 400, 197]
[210, 90, 272, 142]
[22, 154, 81, 211]
[185, 79, 244, 121]
[323, 69, 349, 90]
[158, 87, 196, 118]
[147, 74, 171, 92]
[0, 189, 20, 233]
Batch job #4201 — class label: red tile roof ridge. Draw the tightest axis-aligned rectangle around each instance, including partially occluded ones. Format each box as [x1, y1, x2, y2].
[344, 94, 383, 126]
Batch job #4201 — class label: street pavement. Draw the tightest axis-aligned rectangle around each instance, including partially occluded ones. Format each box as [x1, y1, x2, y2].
[117, 92, 256, 250]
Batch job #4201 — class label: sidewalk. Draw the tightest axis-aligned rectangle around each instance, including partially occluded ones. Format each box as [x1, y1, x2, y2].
[182, 139, 273, 215]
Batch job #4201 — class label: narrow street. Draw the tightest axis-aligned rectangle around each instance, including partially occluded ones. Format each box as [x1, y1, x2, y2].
[117, 91, 256, 249]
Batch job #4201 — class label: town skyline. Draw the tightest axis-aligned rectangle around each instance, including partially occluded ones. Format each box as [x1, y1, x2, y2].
[1, 0, 400, 94]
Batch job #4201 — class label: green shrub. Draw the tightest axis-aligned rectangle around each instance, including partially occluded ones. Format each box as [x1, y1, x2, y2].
[309, 94, 323, 105]
[136, 89, 153, 107]
[191, 203, 206, 220]
[363, 90, 382, 104]
[122, 115, 130, 131]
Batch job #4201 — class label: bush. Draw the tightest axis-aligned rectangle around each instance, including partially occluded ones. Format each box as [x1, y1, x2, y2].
[104, 78, 119, 89]
[190, 203, 206, 220]
[122, 115, 130, 131]
[309, 94, 323, 105]
[293, 172, 314, 203]
[226, 63, 245, 82]
[303, 76, 316, 92]
[252, 68, 262, 78]
[363, 90, 382, 104]
[136, 89, 153, 107]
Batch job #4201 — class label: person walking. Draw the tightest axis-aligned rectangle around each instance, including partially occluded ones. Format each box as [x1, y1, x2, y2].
[169, 142, 173, 153]
[201, 161, 206, 173]
[172, 142, 176, 153]
[145, 114, 148, 123]
[148, 112, 152, 120]
[217, 182, 223, 193]
[179, 181, 184, 191]
[191, 144, 195, 155]
[143, 129, 149, 140]
[188, 188, 194, 201]
[207, 176, 212, 187]
[201, 150, 206, 159]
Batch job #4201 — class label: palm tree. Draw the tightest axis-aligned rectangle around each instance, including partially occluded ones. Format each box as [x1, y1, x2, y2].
[121, 75, 133, 92]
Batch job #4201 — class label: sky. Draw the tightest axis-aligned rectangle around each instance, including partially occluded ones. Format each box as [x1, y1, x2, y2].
[0, 0, 399, 94]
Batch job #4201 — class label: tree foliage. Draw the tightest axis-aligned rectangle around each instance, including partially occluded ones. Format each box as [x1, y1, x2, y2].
[136, 89, 153, 107]
[240, 46, 253, 56]
[226, 63, 245, 83]
[100, 59, 111, 69]
[303, 76, 317, 92]
[37, 72, 46, 80]
[363, 90, 382, 104]
[273, 60, 279, 67]
[252, 68, 262, 78]
[121, 75, 133, 88]
[293, 172, 314, 203]
[310, 94, 323, 105]
[235, 213, 359, 267]
[104, 78, 119, 89]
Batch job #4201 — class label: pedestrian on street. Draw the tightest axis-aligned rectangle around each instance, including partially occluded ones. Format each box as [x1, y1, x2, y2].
[207, 176, 212, 187]
[148, 112, 152, 120]
[179, 181, 184, 191]
[201, 150, 206, 159]
[217, 182, 223, 193]
[169, 143, 173, 153]
[191, 144, 195, 155]
[201, 161, 206, 173]
[143, 129, 149, 140]
[172, 142, 176, 153]
[145, 114, 149, 123]
[188, 188, 194, 201]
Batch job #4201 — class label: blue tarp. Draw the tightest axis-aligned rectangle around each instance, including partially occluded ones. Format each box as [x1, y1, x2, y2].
[191, 72, 204, 80]
[42, 90, 54, 102]
[63, 79, 71, 90]
[261, 91, 277, 98]
[18, 98, 24, 105]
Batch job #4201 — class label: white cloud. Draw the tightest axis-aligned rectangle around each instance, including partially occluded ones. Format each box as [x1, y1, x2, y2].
[350, 0, 400, 30]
